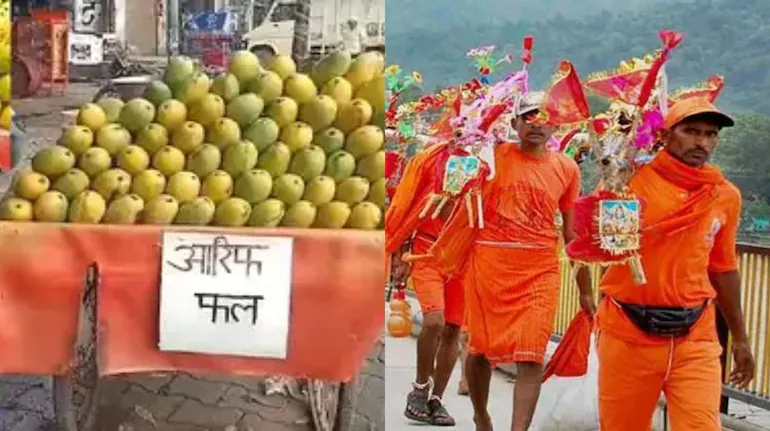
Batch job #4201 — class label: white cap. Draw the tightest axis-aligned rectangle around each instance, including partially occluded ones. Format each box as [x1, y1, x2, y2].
[515, 91, 545, 117]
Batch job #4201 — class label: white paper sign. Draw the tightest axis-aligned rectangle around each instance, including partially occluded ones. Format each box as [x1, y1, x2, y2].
[68, 33, 104, 65]
[159, 232, 294, 359]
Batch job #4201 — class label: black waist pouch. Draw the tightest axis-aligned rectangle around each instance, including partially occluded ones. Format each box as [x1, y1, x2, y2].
[614, 299, 708, 337]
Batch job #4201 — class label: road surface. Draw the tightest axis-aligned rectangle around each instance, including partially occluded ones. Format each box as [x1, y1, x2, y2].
[385, 333, 668, 431]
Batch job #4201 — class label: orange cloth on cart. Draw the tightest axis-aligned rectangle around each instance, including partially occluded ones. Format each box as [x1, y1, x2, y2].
[0, 223, 384, 382]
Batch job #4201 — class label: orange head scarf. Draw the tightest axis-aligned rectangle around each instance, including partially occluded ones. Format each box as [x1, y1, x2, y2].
[640, 96, 732, 238]
[649, 148, 725, 191]
[642, 146, 725, 239]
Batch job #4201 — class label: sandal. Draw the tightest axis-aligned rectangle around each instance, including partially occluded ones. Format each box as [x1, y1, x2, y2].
[428, 397, 456, 426]
[403, 380, 433, 423]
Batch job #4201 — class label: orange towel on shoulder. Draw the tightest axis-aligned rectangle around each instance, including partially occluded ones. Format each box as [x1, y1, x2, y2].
[385, 143, 447, 254]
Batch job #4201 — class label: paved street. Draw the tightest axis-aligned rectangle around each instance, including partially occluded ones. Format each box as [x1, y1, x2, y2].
[1, 351, 383, 430]
[386, 331, 770, 431]
[385, 335, 666, 431]
[385, 336, 515, 430]
[0, 332, 383, 431]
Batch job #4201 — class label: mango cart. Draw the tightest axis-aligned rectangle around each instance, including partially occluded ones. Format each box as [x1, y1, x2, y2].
[0, 223, 384, 430]
[0, 44, 386, 430]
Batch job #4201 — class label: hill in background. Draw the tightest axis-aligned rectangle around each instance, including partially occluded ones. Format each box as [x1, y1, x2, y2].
[386, 0, 770, 115]
[386, 0, 680, 35]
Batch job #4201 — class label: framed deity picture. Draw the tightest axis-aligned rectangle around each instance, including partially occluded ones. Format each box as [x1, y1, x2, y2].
[442, 155, 481, 195]
[598, 199, 641, 253]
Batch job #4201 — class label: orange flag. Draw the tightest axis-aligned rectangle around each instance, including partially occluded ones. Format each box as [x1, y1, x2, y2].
[537, 61, 591, 127]
[669, 75, 725, 106]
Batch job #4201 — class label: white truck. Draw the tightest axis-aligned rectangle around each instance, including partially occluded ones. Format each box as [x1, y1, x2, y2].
[241, 0, 384, 60]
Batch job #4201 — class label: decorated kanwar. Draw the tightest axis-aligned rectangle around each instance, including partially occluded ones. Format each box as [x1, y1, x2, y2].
[385, 66, 493, 426]
[386, 39, 537, 426]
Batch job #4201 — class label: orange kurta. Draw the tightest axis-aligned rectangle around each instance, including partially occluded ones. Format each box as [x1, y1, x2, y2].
[596, 151, 740, 431]
[386, 143, 465, 325]
[433, 143, 581, 364]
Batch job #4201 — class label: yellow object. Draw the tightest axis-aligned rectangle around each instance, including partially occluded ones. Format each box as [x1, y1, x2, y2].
[68, 191, 107, 224]
[0, 198, 34, 221]
[0, 74, 10, 103]
[0, 43, 10, 75]
[174, 196, 216, 225]
[33, 191, 69, 222]
[214, 197, 252, 227]
[14, 171, 50, 200]
[76, 103, 109, 132]
[0, 15, 10, 44]
[280, 200, 317, 228]
[0, 104, 12, 129]
[387, 290, 413, 338]
[17, 48, 387, 229]
[103, 194, 145, 224]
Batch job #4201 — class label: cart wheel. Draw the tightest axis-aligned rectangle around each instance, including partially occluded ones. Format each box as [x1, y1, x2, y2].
[333, 376, 359, 431]
[53, 374, 98, 431]
[53, 264, 100, 431]
[308, 379, 342, 431]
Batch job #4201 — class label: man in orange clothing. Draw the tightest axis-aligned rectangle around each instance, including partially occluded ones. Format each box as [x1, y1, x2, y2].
[386, 138, 465, 426]
[595, 97, 756, 431]
[432, 92, 593, 431]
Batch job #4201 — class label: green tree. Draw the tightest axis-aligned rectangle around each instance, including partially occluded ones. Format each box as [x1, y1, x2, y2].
[713, 113, 770, 198]
[387, 0, 770, 116]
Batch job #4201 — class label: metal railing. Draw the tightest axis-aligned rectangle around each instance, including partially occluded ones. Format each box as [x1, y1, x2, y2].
[392, 242, 770, 409]
[552, 243, 770, 410]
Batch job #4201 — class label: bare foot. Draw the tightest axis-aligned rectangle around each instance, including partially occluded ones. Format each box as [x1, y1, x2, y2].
[457, 381, 469, 396]
[473, 413, 493, 431]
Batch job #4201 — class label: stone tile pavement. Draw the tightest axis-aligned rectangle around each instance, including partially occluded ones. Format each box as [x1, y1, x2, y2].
[0, 338, 383, 431]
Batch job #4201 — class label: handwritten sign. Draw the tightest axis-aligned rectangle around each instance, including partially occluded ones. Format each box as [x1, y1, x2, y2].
[159, 232, 293, 358]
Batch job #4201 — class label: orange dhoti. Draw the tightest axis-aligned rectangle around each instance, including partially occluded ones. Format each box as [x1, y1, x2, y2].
[597, 300, 723, 431]
[410, 234, 465, 326]
[463, 246, 560, 365]
[429, 145, 582, 366]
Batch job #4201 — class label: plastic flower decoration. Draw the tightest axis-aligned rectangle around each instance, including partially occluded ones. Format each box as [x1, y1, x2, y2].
[467, 45, 513, 85]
